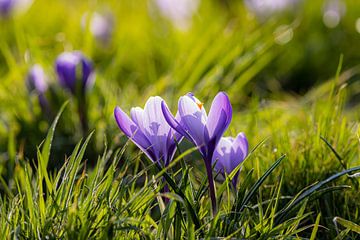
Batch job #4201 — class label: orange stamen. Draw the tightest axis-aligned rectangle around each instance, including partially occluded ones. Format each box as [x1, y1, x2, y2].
[197, 102, 203, 109]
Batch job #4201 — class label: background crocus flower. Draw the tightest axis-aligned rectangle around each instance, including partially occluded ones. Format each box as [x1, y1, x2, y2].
[245, 0, 298, 19]
[212, 133, 249, 187]
[26, 64, 50, 115]
[323, 0, 346, 28]
[27, 64, 48, 94]
[55, 51, 94, 95]
[55, 51, 94, 134]
[81, 11, 114, 45]
[154, 0, 200, 30]
[161, 92, 232, 213]
[0, 0, 32, 18]
[114, 96, 183, 167]
[0, 0, 14, 17]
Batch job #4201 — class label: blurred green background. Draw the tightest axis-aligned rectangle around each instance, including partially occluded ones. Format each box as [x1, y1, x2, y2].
[0, 0, 359, 155]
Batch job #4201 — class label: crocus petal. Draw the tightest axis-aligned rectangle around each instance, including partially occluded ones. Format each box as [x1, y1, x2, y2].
[212, 137, 233, 173]
[80, 54, 94, 89]
[161, 100, 189, 138]
[56, 52, 78, 91]
[114, 106, 156, 161]
[55, 51, 94, 93]
[130, 107, 147, 134]
[233, 132, 249, 158]
[27, 65, 48, 93]
[205, 92, 232, 144]
[212, 133, 249, 175]
[178, 95, 207, 147]
[142, 96, 172, 161]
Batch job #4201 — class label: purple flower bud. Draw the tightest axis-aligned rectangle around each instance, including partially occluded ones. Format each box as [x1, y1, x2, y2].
[0, 0, 14, 17]
[55, 51, 95, 94]
[212, 133, 248, 186]
[26, 64, 48, 94]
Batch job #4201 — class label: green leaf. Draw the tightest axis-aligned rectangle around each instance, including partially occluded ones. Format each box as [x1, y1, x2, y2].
[41, 101, 69, 167]
[310, 213, 321, 240]
[333, 217, 360, 234]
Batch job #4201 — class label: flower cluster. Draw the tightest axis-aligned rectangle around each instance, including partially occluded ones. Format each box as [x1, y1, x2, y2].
[26, 51, 94, 133]
[114, 92, 248, 213]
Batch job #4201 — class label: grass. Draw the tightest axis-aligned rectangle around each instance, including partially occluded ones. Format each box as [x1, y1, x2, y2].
[0, 0, 360, 239]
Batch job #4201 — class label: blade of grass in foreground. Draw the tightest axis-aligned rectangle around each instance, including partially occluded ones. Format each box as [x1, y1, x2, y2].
[238, 154, 286, 213]
[275, 165, 360, 224]
[155, 164, 201, 232]
[333, 217, 360, 234]
[39, 101, 69, 192]
[310, 213, 322, 240]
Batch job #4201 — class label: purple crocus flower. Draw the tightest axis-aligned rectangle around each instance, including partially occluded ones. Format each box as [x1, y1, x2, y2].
[0, 0, 33, 18]
[56, 51, 94, 134]
[154, 0, 200, 30]
[55, 51, 94, 95]
[0, 0, 14, 17]
[114, 96, 183, 166]
[27, 64, 48, 94]
[161, 92, 232, 213]
[26, 64, 50, 114]
[90, 12, 114, 44]
[245, 0, 298, 19]
[81, 11, 114, 45]
[212, 133, 249, 187]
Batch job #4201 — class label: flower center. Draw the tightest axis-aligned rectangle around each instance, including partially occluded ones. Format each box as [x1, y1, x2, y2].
[194, 99, 203, 109]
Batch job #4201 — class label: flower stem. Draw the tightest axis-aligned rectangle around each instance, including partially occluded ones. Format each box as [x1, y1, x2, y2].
[205, 161, 217, 216]
[77, 94, 88, 135]
[163, 182, 169, 204]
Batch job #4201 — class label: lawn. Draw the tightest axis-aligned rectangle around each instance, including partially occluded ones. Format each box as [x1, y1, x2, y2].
[0, 0, 359, 239]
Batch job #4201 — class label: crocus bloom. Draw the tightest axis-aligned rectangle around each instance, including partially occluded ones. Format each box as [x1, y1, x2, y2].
[90, 12, 114, 44]
[0, 0, 32, 18]
[154, 0, 199, 30]
[26, 64, 50, 114]
[0, 0, 14, 17]
[114, 96, 183, 166]
[161, 92, 232, 213]
[162, 92, 232, 162]
[245, 0, 298, 18]
[26, 64, 48, 94]
[212, 133, 249, 186]
[55, 51, 94, 95]
[81, 11, 114, 45]
[323, 0, 346, 28]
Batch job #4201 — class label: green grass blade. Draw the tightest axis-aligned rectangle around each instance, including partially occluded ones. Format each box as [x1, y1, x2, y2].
[41, 101, 69, 168]
[275, 165, 360, 224]
[333, 217, 360, 234]
[239, 154, 286, 213]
